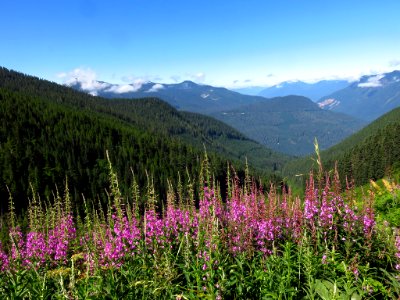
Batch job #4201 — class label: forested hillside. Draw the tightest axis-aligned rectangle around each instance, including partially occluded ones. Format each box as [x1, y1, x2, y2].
[0, 67, 289, 171]
[212, 96, 365, 155]
[284, 106, 400, 186]
[0, 68, 285, 214]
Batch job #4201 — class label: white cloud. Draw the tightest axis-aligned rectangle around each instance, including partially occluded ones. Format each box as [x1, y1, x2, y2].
[389, 59, 400, 67]
[146, 83, 164, 93]
[107, 79, 147, 93]
[105, 84, 136, 94]
[358, 74, 384, 88]
[57, 67, 110, 95]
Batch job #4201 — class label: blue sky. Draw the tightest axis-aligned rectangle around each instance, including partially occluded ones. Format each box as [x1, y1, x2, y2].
[1, 0, 400, 88]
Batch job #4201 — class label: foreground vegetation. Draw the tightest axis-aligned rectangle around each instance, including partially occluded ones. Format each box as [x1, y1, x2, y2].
[0, 155, 400, 299]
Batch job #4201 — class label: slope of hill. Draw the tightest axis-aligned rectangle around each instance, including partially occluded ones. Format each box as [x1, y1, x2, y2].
[283, 106, 400, 186]
[69, 79, 267, 114]
[0, 67, 288, 212]
[259, 80, 349, 101]
[211, 96, 365, 156]
[0, 67, 289, 172]
[318, 70, 400, 121]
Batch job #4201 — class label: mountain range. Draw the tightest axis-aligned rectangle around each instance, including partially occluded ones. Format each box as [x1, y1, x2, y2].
[318, 70, 400, 121]
[257, 80, 350, 101]
[69, 80, 266, 114]
[69, 78, 369, 156]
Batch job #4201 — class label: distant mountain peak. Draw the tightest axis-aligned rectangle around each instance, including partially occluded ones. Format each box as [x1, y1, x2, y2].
[68, 77, 268, 114]
[356, 70, 400, 88]
[178, 80, 200, 89]
[318, 70, 400, 121]
[258, 79, 350, 101]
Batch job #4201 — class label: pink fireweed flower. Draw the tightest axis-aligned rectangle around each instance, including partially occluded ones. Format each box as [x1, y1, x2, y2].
[255, 219, 277, 255]
[48, 214, 76, 263]
[362, 207, 375, 236]
[395, 236, 400, 260]
[199, 187, 223, 221]
[164, 207, 193, 239]
[304, 177, 319, 221]
[342, 204, 358, 233]
[145, 210, 164, 247]
[318, 191, 335, 229]
[224, 195, 254, 254]
[304, 191, 319, 221]
[0, 242, 9, 271]
[353, 267, 359, 280]
[25, 231, 47, 267]
[94, 212, 142, 267]
[322, 254, 328, 265]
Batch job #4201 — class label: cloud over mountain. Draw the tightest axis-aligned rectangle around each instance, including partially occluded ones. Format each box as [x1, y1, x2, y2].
[57, 67, 110, 95]
[358, 74, 383, 88]
[146, 83, 164, 92]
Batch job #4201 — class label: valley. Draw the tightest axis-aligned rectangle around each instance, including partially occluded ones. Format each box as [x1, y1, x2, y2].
[1, 66, 400, 299]
[2, 1, 400, 297]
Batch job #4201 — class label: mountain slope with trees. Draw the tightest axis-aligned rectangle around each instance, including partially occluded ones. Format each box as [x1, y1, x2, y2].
[212, 96, 365, 156]
[0, 67, 289, 172]
[0, 67, 286, 214]
[283, 106, 400, 187]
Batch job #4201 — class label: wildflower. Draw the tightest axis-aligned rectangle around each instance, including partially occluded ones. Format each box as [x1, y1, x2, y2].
[0, 242, 9, 271]
[395, 236, 400, 262]
[322, 254, 327, 265]
[353, 268, 359, 280]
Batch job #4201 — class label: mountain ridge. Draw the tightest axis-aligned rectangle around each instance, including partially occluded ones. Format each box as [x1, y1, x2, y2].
[258, 79, 350, 101]
[318, 70, 400, 121]
[68, 77, 366, 156]
[0, 66, 289, 172]
[69, 79, 267, 114]
[211, 95, 365, 156]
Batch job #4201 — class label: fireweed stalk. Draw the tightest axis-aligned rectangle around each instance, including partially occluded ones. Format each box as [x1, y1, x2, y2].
[0, 169, 399, 298]
[0, 178, 390, 264]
